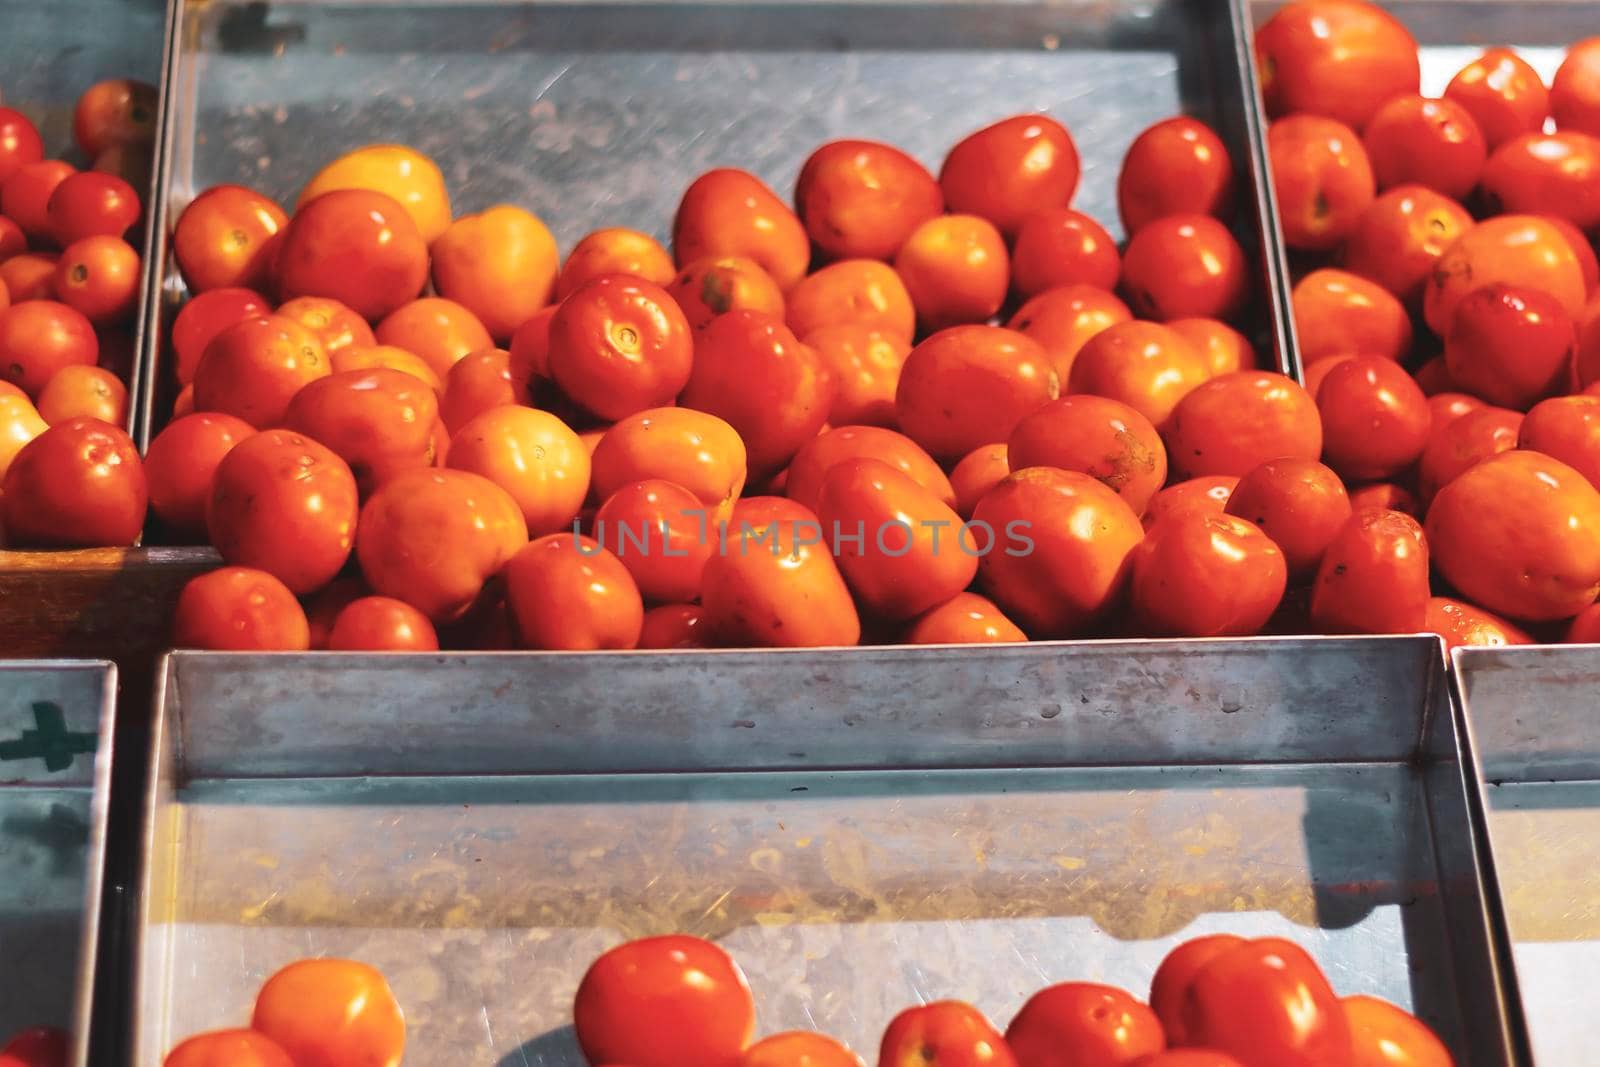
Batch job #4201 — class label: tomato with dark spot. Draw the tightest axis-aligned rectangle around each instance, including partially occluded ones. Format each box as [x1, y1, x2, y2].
[173, 184, 288, 294]
[1267, 115, 1375, 252]
[1445, 48, 1551, 150]
[1164, 371, 1323, 479]
[1362, 96, 1486, 201]
[192, 314, 329, 428]
[666, 255, 785, 332]
[879, 1000, 1016, 1067]
[1011, 208, 1119, 297]
[1118, 116, 1235, 234]
[1225, 458, 1352, 580]
[1311, 508, 1430, 634]
[253, 958, 404, 1067]
[1343, 186, 1475, 307]
[274, 188, 429, 320]
[1, 417, 145, 546]
[1008, 395, 1167, 516]
[1130, 510, 1286, 637]
[673, 168, 810, 291]
[795, 139, 944, 261]
[1181, 937, 1352, 1065]
[73, 79, 157, 157]
[47, 171, 140, 246]
[1253, 0, 1419, 128]
[939, 114, 1080, 238]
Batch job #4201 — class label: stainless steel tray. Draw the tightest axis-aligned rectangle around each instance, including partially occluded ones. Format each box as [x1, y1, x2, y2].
[133, 0, 1293, 448]
[1453, 645, 1600, 1066]
[0, 661, 117, 1067]
[130, 638, 1520, 1066]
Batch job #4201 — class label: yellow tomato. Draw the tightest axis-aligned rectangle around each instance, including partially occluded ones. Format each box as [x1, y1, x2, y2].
[0, 392, 48, 479]
[431, 205, 560, 341]
[297, 144, 453, 244]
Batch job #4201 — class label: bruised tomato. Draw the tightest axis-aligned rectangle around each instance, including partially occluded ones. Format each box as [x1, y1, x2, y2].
[1006, 983, 1162, 1067]
[1, 417, 144, 546]
[951, 443, 1010, 520]
[430, 204, 559, 341]
[575, 936, 755, 1067]
[253, 958, 404, 1067]
[1225, 458, 1352, 580]
[893, 214, 1009, 331]
[1444, 284, 1575, 410]
[375, 296, 494, 381]
[666, 255, 786, 331]
[1342, 186, 1475, 307]
[0, 300, 97, 397]
[795, 139, 943, 261]
[1068, 321, 1208, 432]
[1268, 115, 1375, 252]
[1362, 96, 1486, 201]
[787, 424, 953, 515]
[1011, 208, 1119, 297]
[1445, 48, 1551, 151]
[193, 314, 328, 428]
[326, 596, 439, 651]
[283, 368, 438, 494]
[1149, 935, 1245, 1047]
[787, 259, 914, 342]
[674, 168, 809, 291]
[1181, 938, 1352, 1066]
[1481, 132, 1600, 230]
[172, 567, 309, 650]
[595, 478, 713, 603]
[1119, 215, 1247, 323]
[592, 406, 746, 516]
[274, 189, 429, 321]
[939, 114, 1079, 237]
[1164, 372, 1322, 479]
[164, 1029, 295, 1067]
[1425, 596, 1534, 651]
[896, 325, 1056, 461]
[1118, 116, 1234, 235]
[904, 591, 1026, 644]
[1130, 510, 1286, 636]
[504, 534, 643, 650]
[1143, 475, 1238, 528]
[880, 1001, 1016, 1067]
[742, 1032, 863, 1067]
[548, 274, 694, 421]
[638, 603, 713, 649]
[1008, 395, 1167, 516]
[701, 501, 861, 647]
[1007, 284, 1131, 384]
[1254, 0, 1419, 128]
[558, 227, 675, 299]
[1316, 357, 1430, 482]
[144, 412, 254, 536]
[171, 288, 271, 384]
[1417, 405, 1524, 505]
[1169, 318, 1254, 378]
[37, 364, 127, 426]
[1424, 215, 1587, 334]
[1311, 508, 1430, 634]
[1343, 996, 1454, 1067]
[448, 406, 590, 536]
[1292, 269, 1411, 365]
[3, 160, 76, 242]
[172, 184, 287, 293]
[804, 323, 909, 427]
[54, 235, 139, 326]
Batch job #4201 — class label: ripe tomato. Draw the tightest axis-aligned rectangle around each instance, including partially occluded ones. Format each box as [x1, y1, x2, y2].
[301, 576, 368, 649]
[172, 184, 287, 293]
[276, 294, 374, 355]
[1129, 1054, 1243, 1067]
[1254, 0, 1419, 128]
[0, 252, 61, 303]
[1316, 357, 1430, 482]
[896, 324, 1055, 461]
[1007, 284, 1131, 384]
[939, 114, 1079, 237]
[1119, 214, 1246, 323]
[0, 215, 25, 261]
[1169, 318, 1254, 378]
[548, 274, 694, 421]
[557, 226, 676, 300]
[1131, 509, 1287, 637]
[592, 407, 747, 516]
[331, 343, 442, 392]
[816, 457, 977, 619]
[2, 1026, 69, 1067]
[36, 364, 127, 426]
[742, 1032, 863, 1067]
[144, 412, 254, 535]
[163, 1028, 294, 1067]
[374, 296, 494, 380]
[1481, 132, 1600, 231]
[1520, 395, 1600, 488]
[951, 443, 1010, 519]
[171, 288, 270, 384]
[253, 958, 404, 1067]
[1006, 983, 1163, 1067]
[0, 108, 44, 185]
[575, 936, 755, 1067]
[46, 171, 140, 245]
[507, 304, 557, 389]
[172, 567, 310, 650]
[638, 602, 713, 649]
[1342, 996, 1453, 1067]
[284, 367, 439, 494]
[170, 383, 194, 419]
[1444, 284, 1575, 410]
[1009, 395, 1167, 516]
[803, 323, 909, 428]
[1349, 481, 1419, 517]
[1342, 186, 1474, 307]
[356, 467, 528, 622]
[73, 78, 157, 157]
[786, 259, 915, 342]
[666, 255, 786, 331]
[448, 405, 590, 536]
[1149, 935, 1245, 1046]
[1567, 602, 1600, 642]
[893, 214, 1009, 331]
[1553, 37, 1600, 136]
[1143, 476, 1238, 528]
[1311, 508, 1430, 633]
[1444, 48, 1550, 150]
[192, 314, 329, 428]
[972, 467, 1143, 637]
[323, 595, 439, 651]
[1362, 96, 1486, 201]
[681, 309, 830, 476]
[595, 478, 713, 603]
[1067, 321, 1208, 432]
[786, 425, 953, 514]
[1011, 208, 1119, 297]
[904, 591, 1026, 644]
[1164, 372, 1323, 479]
[1118, 116, 1234, 234]
[1417, 405, 1523, 505]
[91, 141, 154, 190]
[54, 235, 139, 325]
[674, 168, 810, 291]
[431, 203, 560, 341]
[3, 160, 76, 241]
[439, 348, 515, 433]
[1, 417, 145, 546]
[0, 299, 97, 398]
[299, 143, 450, 243]
[1424, 215, 1586, 334]
[1268, 115, 1375, 252]
[795, 139, 943, 261]
[879, 1000, 1016, 1067]
[1292, 269, 1411, 365]
[1182, 937, 1351, 1065]
[275, 189, 429, 321]
[1552, 218, 1599, 296]
[1225, 458, 1352, 580]
[1425, 596, 1534, 651]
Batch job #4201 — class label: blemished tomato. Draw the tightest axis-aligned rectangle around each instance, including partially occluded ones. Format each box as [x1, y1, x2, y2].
[1311, 508, 1430, 634]
[674, 168, 810, 291]
[163, 1028, 295, 1067]
[171, 288, 271, 384]
[1429, 449, 1600, 620]
[1067, 321, 1208, 432]
[1520, 395, 1600, 488]
[1011, 209, 1119, 298]
[1007, 284, 1132, 384]
[638, 602, 713, 649]
[904, 591, 1026, 644]
[192, 313, 329, 428]
[1349, 481, 1420, 517]
[1225, 458, 1352, 580]
[894, 214, 1009, 331]
[73, 78, 157, 157]
[1292, 269, 1412, 365]
[430, 203, 559, 341]
[803, 323, 910, 428]
[0, 393, 47, 478]
[666, 255, 786, 331]
[439, 347, 515, 433]
[172, 184, 288, 294]
[0, 299, 97, 397]
[1, 417, 145, 546]
[1567, 602, 1600, 642]
[1164, 372, 1323, 479]
[1118, 116, 1235, 235]
[1343, 996, 1454, 1067]
[939, 114, 1079, 238]
[795, 139, 943, 261]
[275, 189, 429, 321]
[558, 227, 675, 299]
[701, 500, 861, 647]
[816, 457, 977, 619]
[298, 143, 450, 243]
[46, 171, 140, 246]
[1267, 115, 1375, 252]
[331, 343, 442, 392]
[574, 935, 755, 1067]
[681, 309, 830, 477]
[144, 412, 254, 535]
[1481, 132, 1600, 230]
[172, 567, 310, 650]
[1119, 214, 1247, 323]
[1182, 938, 1352, 1066]
[786, 259, 915, 342]
[1554, 37, 1600, 136]
[1417, 405, 1523, 505]
[592, 406, 747, 516]
[1254, 0, 1419, 128]
[2, 1026, 69, 1067]
[1342, 186, 1475, 307]
[449, 405, 591, 536]
[548, 273, 694, 422]
[283, 367, 439, 495]
[1149, 935, 1246, 1046]
[1444, 284, 1575, 410]
[1425, 596, 1534, 651]
[1130, 509, 1287, 637]
[1444, 48, 1551, 151]
[325, 595, 439, 651]
[0, 252, 61, 303]
[54, 235, 139, 325]
[1008, 395, 1167, 516]
[1005, 983, 1163, 1067]
[595, 478, 714, 603]
[742, 1032, 864, 1067]
[973, 466, 1143, 637]
[1316, 357, 1430, 482]
[896, 324, 1056, 461]
[2, 160, 77, 242]
[253, 958, 404, 1067]
[879, 1001, 1017, 1067]
[1424, 215, 1587, 334]
[374, 295, 494, 381]
[1168, 318, 1254, 378]
[357, 467, 529, 622]
[951, 443, 1010, 519]
[786, 424, 954, 514]
[1143, 475, 1238, 529]
[0, 108, 44, 186]
[1362, 96, 1486, 202]
[36, 364, 127, 426]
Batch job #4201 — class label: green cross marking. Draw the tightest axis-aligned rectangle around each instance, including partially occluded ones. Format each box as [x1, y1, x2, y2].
[0, 702, 98, 772]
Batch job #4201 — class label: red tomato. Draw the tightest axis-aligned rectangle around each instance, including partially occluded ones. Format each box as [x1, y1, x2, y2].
[1362, 96, 1486, 201]
[207, 429, 358, 593]
[896, 325, 1057, 461]
[1551, 218, 1599, 296]
[1342, 186, 1474, 307]
[144, 412, 254, 536]
[1268, 115, 1375, 252]
[0, 252, 61, 303]
[1311, 508, 1430, 634]
[785, 424, 954, 515]
[1225, 458, 1352, 580]
[1292, 269, 1412, 365]
[1444, 284, 1575, 410]
[170, 288, 270, 385]
[1254, 0, 1419, 128]
[1008, 395, 1167, 516]
[0, 108, 44, 185]
[795, 139, 944, 261]
[595, 479, 714, 603]
[73, 79, 157, 157]
[1445, 48, 1551, 150]
[1424, 215, 1587, 335]
[1120, 215, 1247, 323]
[673, 168, 810, 291]
[666, 255, 786, 332]
[1342, 996, 1454, 1067]
[1130, 509, 1287, 637]
[548, 274, 694, 421]
[1149, 935, 1246, 1046]
[326, 595, 440, 651]
[36, 364, 127, 427]
[1164, 372, 1323, 479]
[1169, 318, 1255, 377]
[1007, 284, 1131, 384]
[1011, 208, 1119, 297]
[1316, 357, 1430, 482]
[893, 214, 1010, 331]
[1181, 938, 1351, 1066]
[46, 171, 139, 246]
[0, 299, 97, 398]
[1567, 602, 1600, 643]
[742, 1032, 863, 1067]
[0, 216, 25, 261]
[557, 227, 676, 299]
[880, 1001, 1017, 1067]
[1417, 405, 1523, 506]
[803, 323, 910, 428]
[274, 189, 429, 321]
[192, 314, 329, 428]
[638, 602, 713, 649]
[950, 443, 1010, 520]
[2, 160, 76, 242]
[1425, 596, 1534, 651]
[163, 1029, 295, 1067]
[2, 1027, 69, 1067]
[1, 416, 145, 546]
[591, 406, 746, 516]
[1129, 1055, 1243, 1067]
[284, 367, 440, 495]
[940, 114, 1080, 237]
[1118, 116, 1235, 234]
[574, 936, 755, 1067]
[439, 348, 515, 433]
[1143, 476, 1238, 529]
[1481, 132, 1600, 231]
[173, 567, 309, 650]
[1006, 983, 1163, 1067]
[253, 958, 405, 1067]
[173, 184, 288, 293]
[54, 235, 139, 326]
[1553, 37, 1600, 137]
[786, 259, 914, 342]
[904, 591, 1027, 644]
[1069, 321, 1210, 433]
[1349, 482, 1419, 518]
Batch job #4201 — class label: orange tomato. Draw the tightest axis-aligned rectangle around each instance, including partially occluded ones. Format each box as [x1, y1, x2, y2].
[73, 78, 157, 157]
[638, 602, 713, 649]
[1008, 395, 1167, 516]
[1445, 48, 1551, 151]
[673, 168, 810, 291]
[1311, 508, 1430, 633]
[253, 958, 404, 1067]
[1520, 395, 1600, 489]
[1149, 934, 1246, 1046]
[1425, 596, 1534, 651]
[548, 274, 694, 421]
[172, 567, 309, 651]
[1006, 983, 1164, 1067]
[594, 478, 714, 603]
[665, 254, 786, 331]
[298, 143, 451, 243]
[163, 1029, 294, 1067]
[1007, 284, 1131, 383]
[557, 227, 675, 299]
[1119, 214, 1248, 323]
[330, 343, 441, 392]
[1, 416, 146, 546]
[1444, 283, 1576, 410]
[283, 367, 439, 494]
[326, 596, 440, 651]
[803, 323, 909, 428]
[1254, 0, 1420, 128]
[503, 533, 644, 649]
[1553, 36, 1600, 137]
[1143, 474, 1238, 528]
[1362, 95, 1487, 201]
[1417, 405, 1524, 505]
[1168, 318, 1254, 378]
[1268, 114, 1376, 252]
[54, 235, 139, 326]
[879, 1001, 1016, 1067]
[939, 113, 1080, 237]
[785, 424, 954, 514]
[700, 501, 861, 647]
[375, 296, 494, 381]
[0, 252, 59, 303]
[275, 189, 429, 321]
[898, 325, 1056, 461]
[1349, 481, 1420, 518]
[1292, 269, 1412, 365]
[1343, 996, 1455, 1067]
[904, 591, 1026, 644]
[893, 214, 1008, 331]
[1010, 208, 1119, 297]
[439, 347, 516, 433]
[1067, 321, 1208, 432]
[591, 407, 747, 516]
[193, 313, 328, 428]
[144, 412, 254, 536]
[0, 299, 97, 397]
[172, 184, 287, 293]
[950, 443, 1010, 520]
[1424, 215, 1586, 334]
[0, 392, 48, 480]
[171, 289, 271, 385]
[786, 259, 914, 342]
[508, 304, 557, 388]
[447, 405, 590, 536]
[1343, 185, 1475, 307]
[1118, 116, 1235, 234]
[430, 204, 560, 341]
[1164, 371, 1323, 478]
[794, 139, 943, 261]
[1481, 132, 1600, 230]
[36, 364, 126, 426]
[741, 1032, 863, 1067]
[1316, 356, 1430, 481]
[1130, 509, 1286, 636]
[1225, 458, 1353, 580]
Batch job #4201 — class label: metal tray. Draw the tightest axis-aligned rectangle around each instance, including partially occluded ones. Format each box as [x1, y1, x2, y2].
[130, 637, 1519, 1066]
[134, 0, 1293, 449]
[0, 661, 117, 1067]
[1453, 645, 1600, 1066]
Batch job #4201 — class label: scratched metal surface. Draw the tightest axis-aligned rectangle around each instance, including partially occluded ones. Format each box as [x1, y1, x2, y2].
[132, 638, 1519, 1067]
[0, 662, 116, 1067]
[1454, 646, 1600, 1067]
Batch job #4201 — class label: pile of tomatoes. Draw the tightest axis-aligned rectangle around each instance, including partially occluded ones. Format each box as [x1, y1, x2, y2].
[0, 1027, 68, 1067]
